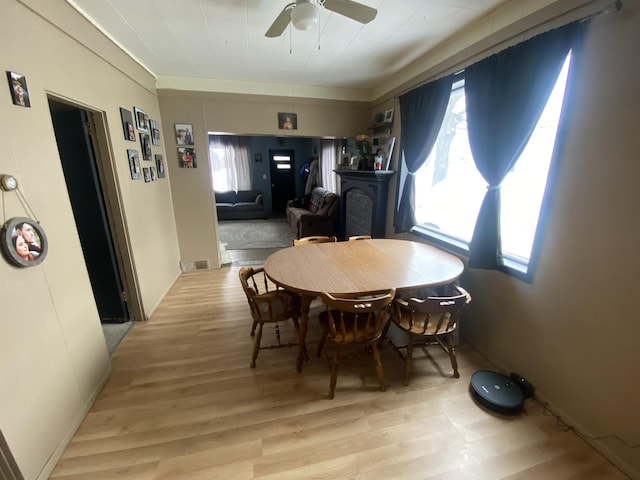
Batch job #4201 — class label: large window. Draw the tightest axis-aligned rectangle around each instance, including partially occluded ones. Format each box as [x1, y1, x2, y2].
[414, 55, 571, 273]
[209, 135, 252, 192]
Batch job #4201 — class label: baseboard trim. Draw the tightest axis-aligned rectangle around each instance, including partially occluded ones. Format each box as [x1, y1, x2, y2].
[37, 366, 113, 480]
[462, 336, 639, 479]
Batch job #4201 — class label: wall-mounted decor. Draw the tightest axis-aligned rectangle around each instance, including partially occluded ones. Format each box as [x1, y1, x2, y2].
[383, 108, 394, 124]
[6, 71, 30, 108]
[127, 149, 141, 179]
[149, 119, 160, 146]
[278, 112, 297, 130]
[143, 167, 151, 183]
[175, 123, 194, 145]
[255, 152, 262, 162]
[140, 133, 151, 160]
[134, 107, 148, 132]
[150, 167, 157, 181]
[119, 107, 136, 141]
[1, 217, 47, 267]
[178, 147, 197, 168]
[155, 154, 166, 178]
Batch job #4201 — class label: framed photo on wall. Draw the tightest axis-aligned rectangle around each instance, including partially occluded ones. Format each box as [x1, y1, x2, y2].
[119, 107, 136, 141]
[149, 119, 160, 146]
[383, 108, 394, 124]
[178, 147, 197, 168]
[134, 107, 148, 132]
[127, 149, 141, 180]
[155, 154, 166, 178]
[6, 71, 30, 108]
[0, 217, 47, 267]
[140, 133, 152, 160]
[278, 112, 297, 130]
[143, 167, 151, 183]
[175, 123, 194, 145]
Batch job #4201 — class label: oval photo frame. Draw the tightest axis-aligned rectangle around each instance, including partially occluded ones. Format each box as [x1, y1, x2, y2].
[0, 217, 48, 268]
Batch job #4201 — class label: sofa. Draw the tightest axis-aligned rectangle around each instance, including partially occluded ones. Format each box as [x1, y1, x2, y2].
[285, 187, 340, 239]
[215, 190, 268, 220]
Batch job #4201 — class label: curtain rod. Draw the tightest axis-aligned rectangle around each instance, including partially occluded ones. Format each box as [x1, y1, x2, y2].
[394, 0, 622, 99]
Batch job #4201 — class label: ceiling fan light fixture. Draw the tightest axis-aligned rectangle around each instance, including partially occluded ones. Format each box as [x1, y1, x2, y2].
[291, 2, 319, 31]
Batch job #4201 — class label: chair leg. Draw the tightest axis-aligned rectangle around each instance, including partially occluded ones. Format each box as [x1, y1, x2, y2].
[250, 320, 257, 336]
[251, 322, 263, 368]
[370, 342, 387, 392]
[328, 347, 340, 399]
[404, 335, 414, 386]
[317, 330, 327, 358]
[444, 335, 459, 378]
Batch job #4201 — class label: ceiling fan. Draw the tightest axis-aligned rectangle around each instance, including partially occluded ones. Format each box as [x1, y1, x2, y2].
[265, 0, 378, 38]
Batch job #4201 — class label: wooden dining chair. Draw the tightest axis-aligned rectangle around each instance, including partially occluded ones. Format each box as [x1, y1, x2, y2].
[293, 235, 337, 246]
[317, 288, 396, 399]
[238, 267, 304, 368]
[348, 235, 372, 241]
[388, 285, 471, 384]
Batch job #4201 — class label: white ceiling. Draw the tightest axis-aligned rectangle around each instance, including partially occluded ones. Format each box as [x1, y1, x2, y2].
[67, 0, 512, 98]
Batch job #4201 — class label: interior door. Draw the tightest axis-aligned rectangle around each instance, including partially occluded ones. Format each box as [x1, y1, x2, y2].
[50, 103, 129, 323]
[269, 149, 296, 212]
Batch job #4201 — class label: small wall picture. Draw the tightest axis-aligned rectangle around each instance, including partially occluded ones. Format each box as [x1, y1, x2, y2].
[134, 107, 148, 132]
[0, 217, 47, 268]
[175, 123, 194, 145]
[150, 167, 157, 181]
[149, 119, 160, 146]
[155, 154, 166, 178]
[6, 71, 30, 107]
[178, 147, 197, 168]
[128, 149, 141, 180]
[255, 152, 262, 162]
[383, 108, 394, 124]
[140, 133, 152, 160]
[119, 107, 136, 141]
[143, 167, 151, 183]
[278, 112, 297, 130]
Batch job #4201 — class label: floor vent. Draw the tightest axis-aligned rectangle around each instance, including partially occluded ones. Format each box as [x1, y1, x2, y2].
[180, 260, 210, 271]
[195, 260, 210, 270]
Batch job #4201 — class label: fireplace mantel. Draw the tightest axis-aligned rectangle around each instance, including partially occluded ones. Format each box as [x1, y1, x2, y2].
[335, 170, 395, 239]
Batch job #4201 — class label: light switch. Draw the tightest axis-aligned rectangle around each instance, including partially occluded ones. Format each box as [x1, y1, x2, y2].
[263, 174, 267, 180]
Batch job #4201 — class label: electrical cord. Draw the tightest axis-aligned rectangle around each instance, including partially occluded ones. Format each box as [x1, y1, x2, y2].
[534, 397, 639, 449]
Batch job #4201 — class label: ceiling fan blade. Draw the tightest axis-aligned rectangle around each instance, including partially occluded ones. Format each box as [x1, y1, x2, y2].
[265, 3, 295, 37]
[322, 0, 377, 24]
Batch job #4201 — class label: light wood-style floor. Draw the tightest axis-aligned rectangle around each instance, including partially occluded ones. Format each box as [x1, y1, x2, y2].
[51, 266, 627, 479]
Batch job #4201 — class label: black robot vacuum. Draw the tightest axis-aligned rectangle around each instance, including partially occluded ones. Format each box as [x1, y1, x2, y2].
[470, 370, 533, 414]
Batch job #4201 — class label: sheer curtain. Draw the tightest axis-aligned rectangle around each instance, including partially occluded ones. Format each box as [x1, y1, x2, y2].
[320, 139, 341, 194]
[209, 135, 252, 192]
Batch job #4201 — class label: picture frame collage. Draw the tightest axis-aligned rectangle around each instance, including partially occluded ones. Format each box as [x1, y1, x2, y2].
[174, 123, 196, 168]
[120, 107, 165, 182]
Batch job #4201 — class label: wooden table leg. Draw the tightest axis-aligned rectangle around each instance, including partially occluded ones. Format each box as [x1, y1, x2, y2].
[297, 295, 313, 372]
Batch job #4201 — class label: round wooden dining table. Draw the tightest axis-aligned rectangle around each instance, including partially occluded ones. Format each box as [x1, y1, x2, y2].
[264, 238, 465, 371]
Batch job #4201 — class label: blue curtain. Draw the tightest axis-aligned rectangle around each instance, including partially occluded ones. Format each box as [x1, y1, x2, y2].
[465, 22, 583, 269]
[394, 74, 453, 233]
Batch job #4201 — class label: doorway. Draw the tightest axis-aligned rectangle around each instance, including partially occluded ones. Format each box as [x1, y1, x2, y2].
[48, 98, 142, 324]
[269, 149, 296, 212]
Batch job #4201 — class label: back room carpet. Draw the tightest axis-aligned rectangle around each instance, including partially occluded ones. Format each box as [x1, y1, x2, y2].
[218, 217, 295, 250]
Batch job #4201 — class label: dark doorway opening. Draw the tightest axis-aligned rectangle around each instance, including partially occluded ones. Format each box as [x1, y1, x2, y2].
[49, 100, 129, 323]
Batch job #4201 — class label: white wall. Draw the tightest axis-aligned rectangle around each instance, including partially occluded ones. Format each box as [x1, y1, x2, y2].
[0, 1, 181, 478]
